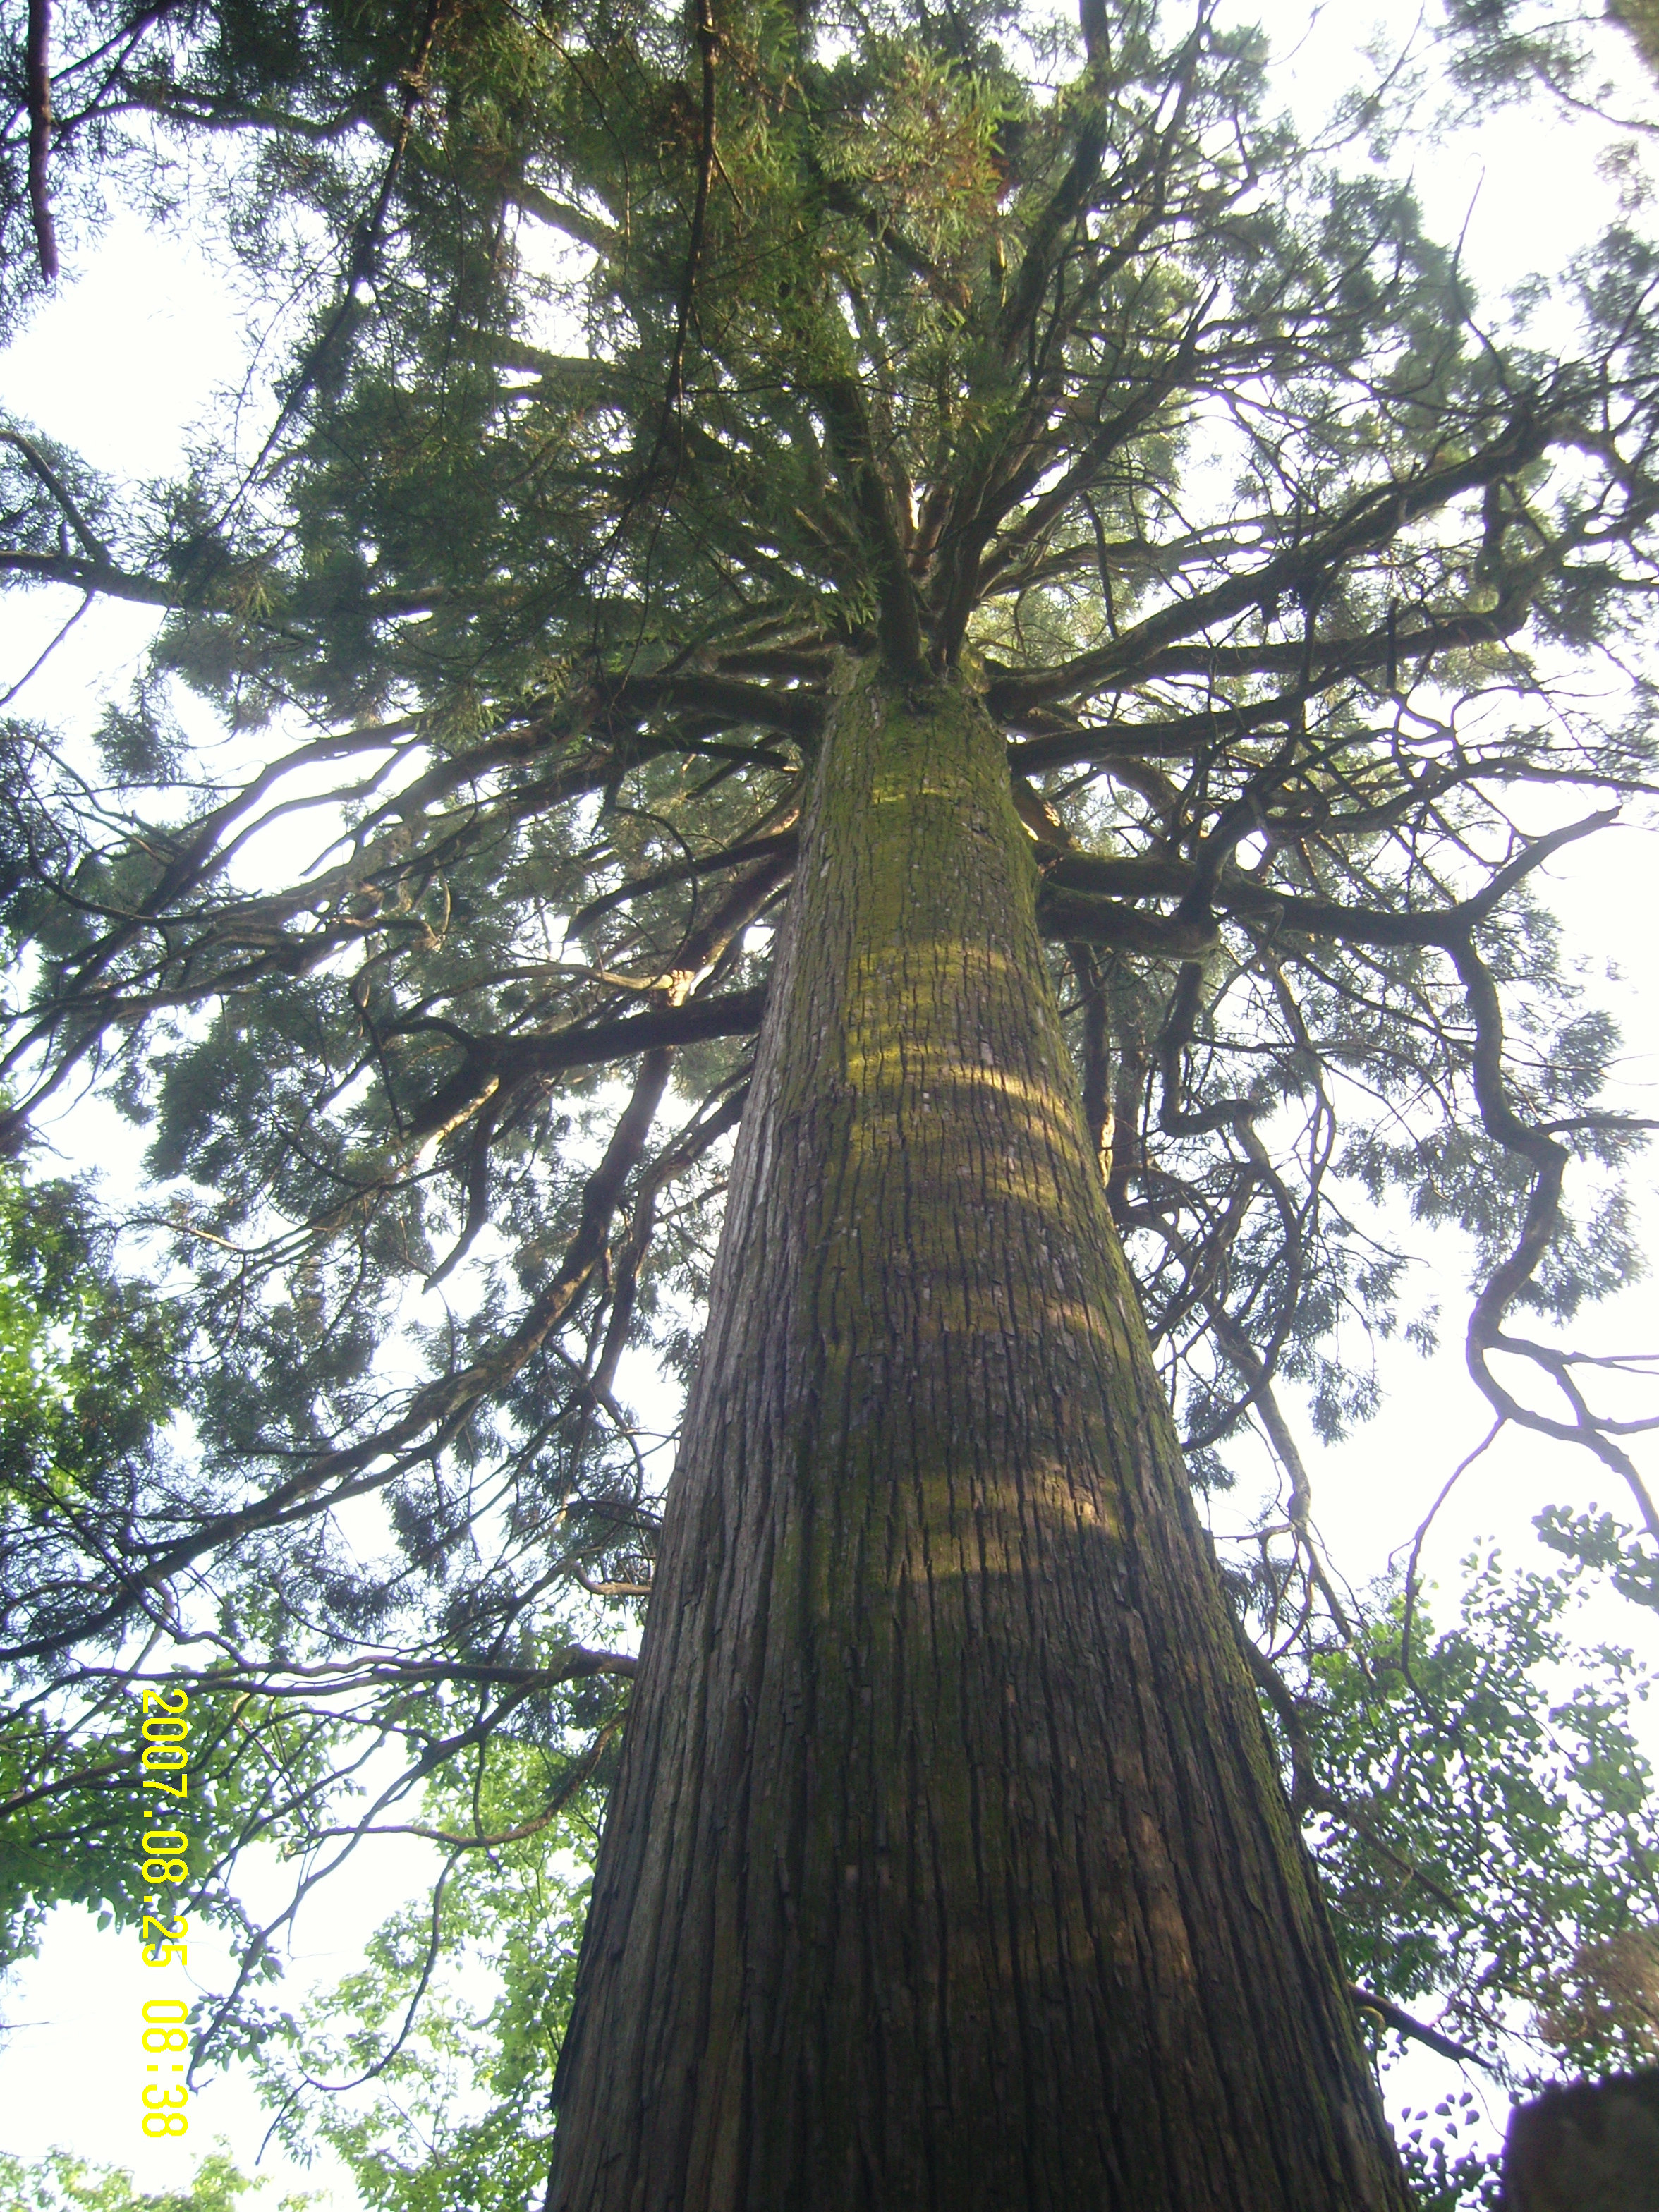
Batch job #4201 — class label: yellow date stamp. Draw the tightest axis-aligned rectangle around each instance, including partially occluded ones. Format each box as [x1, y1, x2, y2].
[136, 1684, 193, 2136]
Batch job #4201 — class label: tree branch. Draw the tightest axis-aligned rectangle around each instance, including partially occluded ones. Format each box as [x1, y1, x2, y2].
[1036, 812, 1617, 953]
[1349, 1986, 1495, 2071]
[26, 0, 59, 279]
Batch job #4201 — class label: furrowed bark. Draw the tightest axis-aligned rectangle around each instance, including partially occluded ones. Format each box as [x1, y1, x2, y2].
[545, 653, 1409, 2212]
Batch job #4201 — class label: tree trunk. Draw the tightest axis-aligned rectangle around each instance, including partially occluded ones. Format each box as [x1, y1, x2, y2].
[545, 657, 1410, 2212]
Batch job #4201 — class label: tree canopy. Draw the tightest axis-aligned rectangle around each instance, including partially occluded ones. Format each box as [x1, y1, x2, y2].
[2, 0, 1659, 2190]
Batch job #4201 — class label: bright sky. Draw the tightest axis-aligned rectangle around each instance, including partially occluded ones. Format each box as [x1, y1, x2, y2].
[1, 1, 1658, 2199]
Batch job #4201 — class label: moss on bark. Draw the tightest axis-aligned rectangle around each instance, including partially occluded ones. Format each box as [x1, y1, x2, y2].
[546, 656, 1411, 2212]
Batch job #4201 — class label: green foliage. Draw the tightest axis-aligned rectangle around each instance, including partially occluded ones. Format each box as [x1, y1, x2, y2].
[1615, 1, 1659, 80]
[1288, 1540, 1659, 2072]
[254, 1757, 599, 2212]
[1393, 2096, 1502, 2212]
[0, 1161, 180, 1507]
[1438, 0, 1659, 114]
[0, 1160, 379, 2015]
[0, 1161, 186, 1968]
[0, 2143, 311, 2212]
[1538, 1505, 1659, 1614]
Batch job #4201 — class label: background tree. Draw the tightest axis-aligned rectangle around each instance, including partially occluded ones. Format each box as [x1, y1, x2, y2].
[1440, 0, 1659, 110]
[0, 2141, 312, 2212]
[1, 0, 1658, 2203]
[253, 1761, 598, 2212]
[0, 1159, 189, 1968]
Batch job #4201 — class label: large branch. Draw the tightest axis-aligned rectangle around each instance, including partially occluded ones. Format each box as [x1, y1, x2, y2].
[0, 546, 827, 743]
[569, 826, 800, 937]
[1452, 928, 1659, 1547]
[1348, 1987, 1494, 2071]
[604, 671, 824, 742]
[992, 93, 1112, 362]
[815, 374, 926, 679]
[0, 1030, 723, 1667]
[0, 547, 181, 604]
[26, 0, 59, 279]
[0, 668, 807, 1153]
[1004, 693, 1301, 772]
[983, 412, 1560, 716]
[815, 174, 969, 312]
[403, 988, 766, 1146]
[1035, 813, 1615, 952]
[1, 865, 781, 1667]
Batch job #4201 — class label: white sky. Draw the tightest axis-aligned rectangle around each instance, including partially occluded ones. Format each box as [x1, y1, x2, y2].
[1, 0, 1658, 2197]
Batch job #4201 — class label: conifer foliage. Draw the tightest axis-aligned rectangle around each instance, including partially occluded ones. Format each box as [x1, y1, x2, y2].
[1, 0, 1658, 2201]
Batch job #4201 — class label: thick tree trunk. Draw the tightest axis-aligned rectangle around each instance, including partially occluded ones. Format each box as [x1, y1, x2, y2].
[546, 658, 1410, 2212]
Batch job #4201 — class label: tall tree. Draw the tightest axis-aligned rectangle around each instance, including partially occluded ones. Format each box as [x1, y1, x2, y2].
[1, 0, 1658, 2204]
